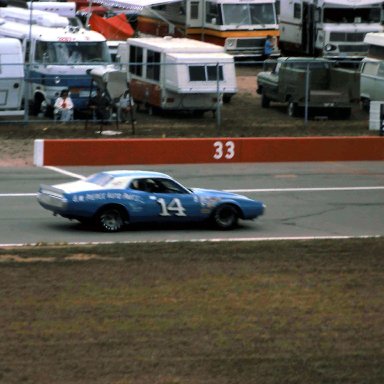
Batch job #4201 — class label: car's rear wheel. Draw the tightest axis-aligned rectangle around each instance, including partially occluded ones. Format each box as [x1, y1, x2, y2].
[211, 204, 239, 230]
[96, 206, 127, 232]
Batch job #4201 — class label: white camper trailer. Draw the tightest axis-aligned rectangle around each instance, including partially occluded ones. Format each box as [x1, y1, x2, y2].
[117, 37, 237, 114]
[279, 0, 384, 59]
[0, 6, 111, 115]
[0, 38, 24, 116]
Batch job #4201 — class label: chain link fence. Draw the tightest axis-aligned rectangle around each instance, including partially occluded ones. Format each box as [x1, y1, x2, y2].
[0, 59, 376, 133]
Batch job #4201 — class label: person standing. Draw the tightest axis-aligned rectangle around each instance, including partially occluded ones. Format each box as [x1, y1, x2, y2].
[264, 35, 276, 58]
[54, 89, 74, 122]
[118, 89, 135, 123]
[89, 88, 111, 124]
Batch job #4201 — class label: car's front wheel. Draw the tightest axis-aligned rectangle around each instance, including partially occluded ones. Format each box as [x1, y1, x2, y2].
[96, 206, 127, 232]
[211, 204, 239, 230]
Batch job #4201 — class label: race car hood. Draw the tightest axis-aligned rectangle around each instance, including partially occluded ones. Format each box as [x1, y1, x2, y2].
[53, 180, 104, 194]
[191, 188, 250, 200]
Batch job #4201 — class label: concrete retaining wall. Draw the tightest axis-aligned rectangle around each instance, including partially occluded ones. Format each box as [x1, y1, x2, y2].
[33, 137, 384, 166]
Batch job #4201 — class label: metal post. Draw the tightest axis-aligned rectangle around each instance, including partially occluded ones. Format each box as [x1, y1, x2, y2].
[23, 2, 33, 124]
[216, 62, 221, 132]
[304, 62, 310, 126]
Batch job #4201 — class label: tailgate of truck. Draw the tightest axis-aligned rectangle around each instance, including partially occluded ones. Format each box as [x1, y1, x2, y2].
[308, 90, 349, 106]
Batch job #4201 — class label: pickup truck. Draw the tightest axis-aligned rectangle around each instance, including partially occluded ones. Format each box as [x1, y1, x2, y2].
[256, 57, 359, 118]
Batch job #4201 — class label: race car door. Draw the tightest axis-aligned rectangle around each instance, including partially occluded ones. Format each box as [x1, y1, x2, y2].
[130, 177, 202, 223]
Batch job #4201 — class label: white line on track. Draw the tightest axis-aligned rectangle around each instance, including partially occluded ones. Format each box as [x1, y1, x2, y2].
[44, 166, 85, 180]
[225, 186, 384, 193]
[2, 186, 384, 198]
[0, 235, 382, 248]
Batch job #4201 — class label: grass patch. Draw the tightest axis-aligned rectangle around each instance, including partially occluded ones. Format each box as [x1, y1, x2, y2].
[0, 238, 383, 384]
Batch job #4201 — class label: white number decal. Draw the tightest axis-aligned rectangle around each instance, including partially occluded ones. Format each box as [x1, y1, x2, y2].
[157, 198, 187, 217]
[213, 141, 235, 160]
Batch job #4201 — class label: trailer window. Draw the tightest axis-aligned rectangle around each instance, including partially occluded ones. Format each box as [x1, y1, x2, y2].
[189, 65, 223, 81]
[323, 7, 381, 23]
[190, 1, 199, 19]
[207, 65, 223, 81]
[147, 50, 160, 81]
[129, 46, 143, 77]
[206, 2, 222, 25]
[293, 3, 301, 19]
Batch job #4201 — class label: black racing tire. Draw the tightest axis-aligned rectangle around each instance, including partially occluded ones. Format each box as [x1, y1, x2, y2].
[95, 206, 127, 232]
[211, 204, 239, 230]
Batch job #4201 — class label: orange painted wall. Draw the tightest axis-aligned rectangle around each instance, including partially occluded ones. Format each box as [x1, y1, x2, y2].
[36, 137, 384, 166]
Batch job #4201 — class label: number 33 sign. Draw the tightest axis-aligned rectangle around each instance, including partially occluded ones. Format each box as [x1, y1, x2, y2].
[213, 141, 235, 160]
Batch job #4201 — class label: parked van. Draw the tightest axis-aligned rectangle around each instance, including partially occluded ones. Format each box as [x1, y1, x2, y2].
[0, 6, 111, 115]
[360, 32, 384, 111]
[0, 38, 24, 116]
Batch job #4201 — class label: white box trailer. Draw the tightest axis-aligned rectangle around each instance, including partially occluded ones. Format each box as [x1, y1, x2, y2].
[0, 38, 24, 116]
[117, 36, 237, 114]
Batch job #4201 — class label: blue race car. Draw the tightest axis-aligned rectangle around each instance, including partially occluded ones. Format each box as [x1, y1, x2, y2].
[37, 170, 265, 232]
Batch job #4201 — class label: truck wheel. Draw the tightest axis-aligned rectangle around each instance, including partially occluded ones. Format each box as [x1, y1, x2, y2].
[287, 100, 298, 117]
[261, 91, 270, 108]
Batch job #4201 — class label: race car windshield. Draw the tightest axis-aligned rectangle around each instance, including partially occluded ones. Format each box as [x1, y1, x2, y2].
[86, 173, 114, 186]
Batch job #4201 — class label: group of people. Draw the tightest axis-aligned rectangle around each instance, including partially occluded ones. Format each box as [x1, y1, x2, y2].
[53, 87, 135, 124]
